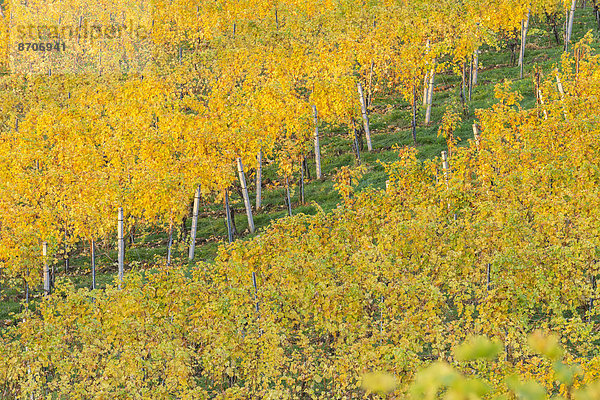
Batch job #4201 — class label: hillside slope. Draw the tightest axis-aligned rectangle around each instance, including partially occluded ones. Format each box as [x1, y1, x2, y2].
[3, 41, 600, 398]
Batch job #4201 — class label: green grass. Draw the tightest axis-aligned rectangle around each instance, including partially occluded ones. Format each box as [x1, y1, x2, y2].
[2, 7, 600, 322]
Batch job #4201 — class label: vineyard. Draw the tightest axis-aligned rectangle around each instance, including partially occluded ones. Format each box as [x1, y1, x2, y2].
[2, 0, 600, 398]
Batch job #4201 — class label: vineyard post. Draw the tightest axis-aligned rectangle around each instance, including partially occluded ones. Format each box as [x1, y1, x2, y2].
[237, 157, 255, 234]
[473, 48, 479, 85]
[285, 176, 292, 216]
[519, 9, 531, 79]
[556, 72, 565, 97]
[556, 71, 568, 119]
[589, 275, 596, 321]
[63, 228, 69, 273]
[252, 271, 262, 337]
[423, 38, 431, 107]
[256, 150, 262, 210]
[473, 123, 481, 149]
[367, 60, 375, 108]
[91, 240, 96, 290]
[441, 151, 450, 187]
[468, 56, 473, 101]
[51, 254, 55, 291]
[566, 0, 577, 51]
[486, 263, 491, 291]
[461, 59, 467, 109]
[118, 207, 124, 289]
[380, 296, 384, 339]
[252, 271, 259, 313]
[564, 8, 569, 47]
[300, 159, 305, 205]
[535, 67, 541, 111]
[538, 88, 549, 120]
[189, 185, 201, 261]
[423, 73, 429, 107]
[312, 105, 322, 179]
[411, 83, 417, 145]
[43, 242, 49, 296]
[349, 176, 353, 200]
[352, 118, 362, 165]
[442, 151, 453, 227]
[225, 189, 234, 243]
[425, 64, 435, 124]
[24, 268, 29, 306]
[357, 82, 373, 151]
[167, 221, 173, 266]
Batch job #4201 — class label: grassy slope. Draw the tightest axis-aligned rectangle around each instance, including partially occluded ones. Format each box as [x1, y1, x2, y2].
[1, 7, 599, 321]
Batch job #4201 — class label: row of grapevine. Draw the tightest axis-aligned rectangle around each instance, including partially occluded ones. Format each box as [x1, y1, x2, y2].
[0, 0, 584, 291]
[1, 38, 600, 398]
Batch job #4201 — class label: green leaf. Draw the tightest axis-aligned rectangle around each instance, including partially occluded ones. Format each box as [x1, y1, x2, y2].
[361, 371, 399, 395]
[454, 336, 502, 361]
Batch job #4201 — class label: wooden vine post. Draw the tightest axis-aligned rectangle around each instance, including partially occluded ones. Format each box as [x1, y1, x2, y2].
[424, 39, 436, 124]
[312, 105, 322, 179]
[351, 118, 362, 165]
[43, 242, 49, 296]
[237, 157, 255, 234]
[441, 151, 455, 219]
[473, 48, 479, 86]
[117, 207, 124, 289]
[441, 151, 450, 187]
[411, 83, 417, 145]
[300, 158, 305, 205]
[224, 189, 234, 243]
[556, 71, 568, 120]
[367, 60, 375, 108]
[189, 185, 201, 261]
[285, 176, 292, 217]
[566, 0, 577, 51]
[461, 59, 467, 108]
[91, 240, 96, 290]
[473, 123, 481, 149]
[357, 82, 373, 151]
[256, 150, 263, 210]
[423, 39, 431, 107]
[589, 275, 596, 322]
[423, 74, 429, 107]
[167, 221, 173, 266]
[519, 8, 531, 79]
[538, 87, 549, 120]
[425, 63, 435, 124]
[468, 56, 473, 102]
[63, 228, 69, 273]
[252, 271, 259, 313]
[252, 271, 262, 337]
